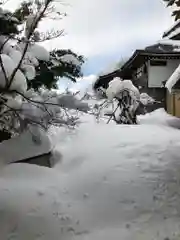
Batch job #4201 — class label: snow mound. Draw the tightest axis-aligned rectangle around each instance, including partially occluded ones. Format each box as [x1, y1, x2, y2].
[1, 109, 180, 239]
[22, 64, 36, 80]
[19, 42, 49, 62]
[23, 51, 39, 67]
[0, 35, 13, 55]
[0, 164, 76, 240]
[5, 95, 22, 110]
[0, 54, 27, 93]
[8, 50, 22, 67]
[30, 44, 50, 62]
[140, 93, 155, 105]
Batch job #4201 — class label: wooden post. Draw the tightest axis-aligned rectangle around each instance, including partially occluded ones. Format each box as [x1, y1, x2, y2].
[173, 92, 176, 116]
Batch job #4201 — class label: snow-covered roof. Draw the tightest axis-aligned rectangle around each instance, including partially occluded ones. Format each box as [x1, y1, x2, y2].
[94, 47, 180, 91]
[166, 63, 180, 92]
[157, 39, 180, 47]
[120, 49, 180, 79]
[163, 20, 180, 37]
[93, 69, 121, 91]
[166, 27, 180, 40]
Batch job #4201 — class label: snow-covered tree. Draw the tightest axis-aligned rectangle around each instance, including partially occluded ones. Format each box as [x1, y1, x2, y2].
[5, 1, 85, 90]
[0, 0, 88, 142]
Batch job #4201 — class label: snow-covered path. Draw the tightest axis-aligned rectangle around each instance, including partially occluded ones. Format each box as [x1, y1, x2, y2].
[1, 109, 180, 239]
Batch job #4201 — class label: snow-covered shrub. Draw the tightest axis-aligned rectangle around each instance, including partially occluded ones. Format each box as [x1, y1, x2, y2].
[93, 78, 141, 124]
[105, 78, 140, 124]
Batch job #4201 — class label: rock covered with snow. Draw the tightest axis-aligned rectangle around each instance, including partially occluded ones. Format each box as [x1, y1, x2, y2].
[0, 126, 52, 165]
[140, 93, 155, 105]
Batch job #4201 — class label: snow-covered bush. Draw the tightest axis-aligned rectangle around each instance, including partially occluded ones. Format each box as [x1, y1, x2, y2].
[102, 77, 140, 124]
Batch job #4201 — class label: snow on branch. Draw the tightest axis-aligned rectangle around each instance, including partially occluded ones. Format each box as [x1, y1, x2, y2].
[0, 1, 87, 142]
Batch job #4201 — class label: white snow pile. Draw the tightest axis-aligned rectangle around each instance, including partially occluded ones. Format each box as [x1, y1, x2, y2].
[165, 63, 180, 92]
[157, 39, 180, 51]
[0, 54, 27, 93]
[19, 42, 50, 62]
[1, 109, 180, 239]
[20, 91, 90, 126]
[106, 77, 140, 101]
[140, 92, 155, 105]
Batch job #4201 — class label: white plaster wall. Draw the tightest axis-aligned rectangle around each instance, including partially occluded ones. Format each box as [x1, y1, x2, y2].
[148, 59, 180, 88]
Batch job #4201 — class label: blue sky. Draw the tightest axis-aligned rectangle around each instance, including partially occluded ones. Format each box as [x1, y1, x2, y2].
[42, 0, 174, 78]
[81, 38, 162, 75]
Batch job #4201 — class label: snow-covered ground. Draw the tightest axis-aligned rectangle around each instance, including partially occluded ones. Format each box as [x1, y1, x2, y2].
[1, 109, 180, 239]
